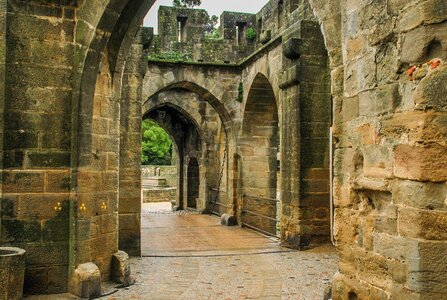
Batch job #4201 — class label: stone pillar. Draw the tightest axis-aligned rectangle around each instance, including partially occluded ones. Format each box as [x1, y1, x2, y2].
[1, 1, 76, 294]
[118, 34, 146, 257]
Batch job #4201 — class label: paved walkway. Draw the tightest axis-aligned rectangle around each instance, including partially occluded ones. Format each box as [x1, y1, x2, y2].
[104, 209, 339, 300]
[142, 214, 285, 256]
[26, 205, 339, 299]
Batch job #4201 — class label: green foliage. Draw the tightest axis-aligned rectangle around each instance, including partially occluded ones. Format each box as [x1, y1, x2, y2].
[205, 27, 221, 39]
[236, 82, 243, 102]
[173, 0, 201, 8]
[148, 51, 192, 62]
[141, 119, 173, 165]
[204, 13, 219, 35]
[246, 27, 257, 41]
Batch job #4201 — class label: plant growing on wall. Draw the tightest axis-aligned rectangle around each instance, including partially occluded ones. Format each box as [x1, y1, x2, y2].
[246, 27, 257, 41]
[142, 119, 173, 165]
[236, 82, 244, 102]
[148, 51, 192, 62]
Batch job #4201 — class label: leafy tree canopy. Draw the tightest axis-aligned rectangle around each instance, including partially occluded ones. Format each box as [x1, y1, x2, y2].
[172, 0, 201, 8]
[141, 119, 173, 165]
[172, 0, 218, 35]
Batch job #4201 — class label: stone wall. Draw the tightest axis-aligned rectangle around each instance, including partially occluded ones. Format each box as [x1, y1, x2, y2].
[302, 0, 447, 298]
[142, 165, 178, 187]
[0, 0, 445, 298]
[0, 1, 76, 294]
[145, 6, 256, 64]
[143, 188, 176, 203]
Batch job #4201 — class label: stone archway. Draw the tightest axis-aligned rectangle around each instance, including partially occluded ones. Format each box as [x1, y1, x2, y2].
[144, 104, 203, 212]
[239, 73, 279, 235]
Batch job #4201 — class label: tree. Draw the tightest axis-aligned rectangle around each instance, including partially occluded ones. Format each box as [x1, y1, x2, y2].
[171, 0, 219, 38]
[204, 13, 219, 35]
[141, 119, 173, 165]
[172, 0, 201, 8]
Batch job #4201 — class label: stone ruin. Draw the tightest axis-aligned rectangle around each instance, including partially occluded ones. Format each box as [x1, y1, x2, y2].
[0, 0, 445, 298]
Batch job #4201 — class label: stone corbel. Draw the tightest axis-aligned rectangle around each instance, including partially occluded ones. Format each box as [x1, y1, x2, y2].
[283, 38, 301, 60]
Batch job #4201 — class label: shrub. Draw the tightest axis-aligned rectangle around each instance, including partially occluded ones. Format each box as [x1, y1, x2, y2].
[246, 27, 257, 41]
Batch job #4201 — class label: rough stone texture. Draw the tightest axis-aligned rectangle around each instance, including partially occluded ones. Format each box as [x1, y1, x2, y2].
[0, 247, 26, 300]
[142, 165, 178, 187]
[111, 251, 133, 286]
[71, 263, 101, 299]
[142, 188, 177, 203]
[0, 0, 445, 298]
[146, 7, 256, 64]
[103, 245, 338, 300]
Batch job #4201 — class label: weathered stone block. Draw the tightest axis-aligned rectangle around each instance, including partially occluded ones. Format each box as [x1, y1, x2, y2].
[392, 180, 446, 210]
[1, 219, 41, 243]
[111, 251, 134, 286]
[72, 262, 101, 299]
[362, 144, 394, 178]
[259, 30, 271, 44]
[283, 38, 300, 59]
[394, 143, 447, 182]
[3, 171, 45, 193]
[398, 207, 447, 240]
[407, 241, 447, 294]
[359, 84, 400, 116]
[401, 22, 447, 64]
[414, 66, 447, 111]
[397, 0, 447, 33]
[220, 214, 237, 226]
[373, 232, 415, 262]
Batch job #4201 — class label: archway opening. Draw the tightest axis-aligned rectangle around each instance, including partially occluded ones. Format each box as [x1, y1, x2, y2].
[240, 73, 279, 236]
[141, 119, 179, 214]
[144, 103, 202, 212]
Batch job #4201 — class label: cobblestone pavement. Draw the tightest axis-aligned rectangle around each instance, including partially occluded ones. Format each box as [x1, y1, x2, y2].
[26, 205, 339, 300]
[103, 208, 339, 300]
[104, 245, 337, 300]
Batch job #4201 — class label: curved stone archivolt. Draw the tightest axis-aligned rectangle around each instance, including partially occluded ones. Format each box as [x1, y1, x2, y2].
[1, 0, 446, 298]
[142, 88, 233, 217]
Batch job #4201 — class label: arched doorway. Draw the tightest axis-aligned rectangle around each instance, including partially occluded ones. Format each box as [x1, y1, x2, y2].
[144, 103, 203, 211]
[187, 157, 200, 209]
[240, 73, 279, 236]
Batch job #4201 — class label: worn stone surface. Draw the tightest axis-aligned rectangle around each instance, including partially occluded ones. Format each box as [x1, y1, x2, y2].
[0, 0, 446, 298]
[111, 251, 133, 286]
[0, 247, 26, 300]
[71, 263, 101, 299]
